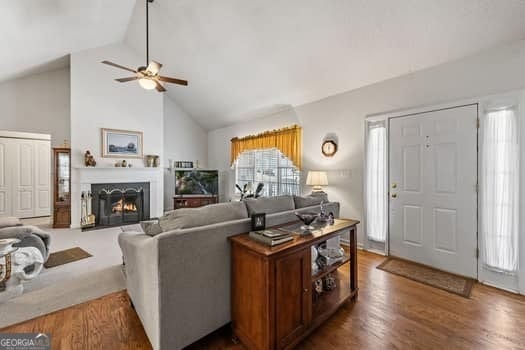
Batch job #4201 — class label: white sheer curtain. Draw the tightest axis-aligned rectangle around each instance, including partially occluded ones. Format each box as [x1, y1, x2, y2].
[365, 121, 387, 242]
[481, 108, 520, 273]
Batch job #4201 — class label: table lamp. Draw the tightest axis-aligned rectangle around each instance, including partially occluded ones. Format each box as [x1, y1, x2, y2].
[306, 171, 328, 193]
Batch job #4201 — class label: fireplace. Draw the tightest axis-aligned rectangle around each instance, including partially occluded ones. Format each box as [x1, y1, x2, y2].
[91, 182, 150, 228]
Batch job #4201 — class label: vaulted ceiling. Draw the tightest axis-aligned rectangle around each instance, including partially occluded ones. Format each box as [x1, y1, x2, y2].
[124, 0, 525, 129]
[4, 1, 525, 129]
[0, 0, 135, 81]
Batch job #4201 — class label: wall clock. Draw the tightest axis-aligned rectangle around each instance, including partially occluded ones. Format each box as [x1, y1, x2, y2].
[322, 140, 337, 157]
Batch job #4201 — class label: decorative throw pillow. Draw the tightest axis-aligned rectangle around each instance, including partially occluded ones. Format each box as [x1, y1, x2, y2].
[0, 217, 22, 229]
[140, 220, 163, 236]
[158, 201, 249, 232]
[293, 195, 327, 209]
[244, 195, 295, 216]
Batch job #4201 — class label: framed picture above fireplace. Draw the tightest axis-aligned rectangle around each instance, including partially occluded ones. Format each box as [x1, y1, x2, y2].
[101, 128, 143, 158]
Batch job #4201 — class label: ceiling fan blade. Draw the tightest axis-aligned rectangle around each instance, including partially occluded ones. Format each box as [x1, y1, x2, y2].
[115, 77, 138, 82]
[158, 76, 188, 86]
[155, 81, 166, 92]
[147, 61, 162, 75]
[101, 60, 137, 73]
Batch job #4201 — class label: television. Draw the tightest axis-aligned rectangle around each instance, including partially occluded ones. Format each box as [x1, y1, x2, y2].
[175, 170, 219, 196]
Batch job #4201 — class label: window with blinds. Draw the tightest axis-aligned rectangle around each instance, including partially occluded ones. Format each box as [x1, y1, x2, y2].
[235, 148, 300, 197]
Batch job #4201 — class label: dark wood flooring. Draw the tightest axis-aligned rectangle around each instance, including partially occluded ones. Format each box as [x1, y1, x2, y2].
[2, 251, 525, 349]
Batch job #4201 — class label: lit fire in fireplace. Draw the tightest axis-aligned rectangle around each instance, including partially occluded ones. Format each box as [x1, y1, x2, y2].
[112, 199, 137, 213]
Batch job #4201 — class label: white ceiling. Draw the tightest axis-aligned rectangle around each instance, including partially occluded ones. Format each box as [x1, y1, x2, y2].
[3, 1, 525, 129]
[124, 0, 525, 129]
[0, 0, 135, 81]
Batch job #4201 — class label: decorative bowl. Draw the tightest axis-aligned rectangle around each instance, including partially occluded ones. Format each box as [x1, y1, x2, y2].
[294, 212, 319, 232]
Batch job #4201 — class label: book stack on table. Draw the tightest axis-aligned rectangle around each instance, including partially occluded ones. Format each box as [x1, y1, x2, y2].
[248, 229, 294, 246]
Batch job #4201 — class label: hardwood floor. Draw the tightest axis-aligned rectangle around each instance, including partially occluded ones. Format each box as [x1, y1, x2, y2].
[2, 251, 525, 349]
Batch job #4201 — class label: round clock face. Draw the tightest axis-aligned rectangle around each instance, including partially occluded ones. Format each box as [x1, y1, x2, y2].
[322, 140, 337, 157]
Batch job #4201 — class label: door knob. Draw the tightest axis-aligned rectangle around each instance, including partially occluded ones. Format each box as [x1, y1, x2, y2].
[391, 193, 397, 199]
[391, 183, 397, 189]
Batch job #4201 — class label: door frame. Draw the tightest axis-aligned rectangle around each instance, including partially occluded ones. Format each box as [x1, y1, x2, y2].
[365, 89, 525, 292]
[365, 102, 480, 278]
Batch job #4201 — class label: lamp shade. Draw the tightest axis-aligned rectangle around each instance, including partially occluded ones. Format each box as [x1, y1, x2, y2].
[306, 171, 328, 186]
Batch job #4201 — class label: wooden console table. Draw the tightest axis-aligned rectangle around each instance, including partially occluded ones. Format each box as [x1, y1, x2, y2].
[229, 218, 359, 350]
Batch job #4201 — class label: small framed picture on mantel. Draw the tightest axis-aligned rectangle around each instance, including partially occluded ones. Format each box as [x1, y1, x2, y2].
[101, 128, 143, 158]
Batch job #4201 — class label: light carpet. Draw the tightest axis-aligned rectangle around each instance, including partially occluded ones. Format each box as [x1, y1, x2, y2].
[0, 218, 137, 328]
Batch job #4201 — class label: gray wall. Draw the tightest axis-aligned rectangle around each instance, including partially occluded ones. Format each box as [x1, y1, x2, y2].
[209, 39, 525, 245]
[163, 96, 208, 210]
[0, 68, 70, 147]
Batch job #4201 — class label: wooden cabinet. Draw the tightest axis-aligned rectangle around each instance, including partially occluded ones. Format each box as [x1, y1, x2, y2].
[274, 249, 311, 349]
[53, 148, 71, 228]
[230, 219, 359, 350]
[173, 195, 218, 209]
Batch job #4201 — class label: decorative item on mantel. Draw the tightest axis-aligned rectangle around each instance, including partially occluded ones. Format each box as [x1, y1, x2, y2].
[84, 150, 97, 167]
[145, 155, 160, 167]
[114, 160, 132, 167]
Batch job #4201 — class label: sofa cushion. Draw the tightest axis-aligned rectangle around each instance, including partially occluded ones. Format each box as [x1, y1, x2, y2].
[0, 217, 22, 229]
[293, 195, 326, 208]
[140, 220, 163, 236]
[159, 201, 249, 231]
[245, 195, 295, 215]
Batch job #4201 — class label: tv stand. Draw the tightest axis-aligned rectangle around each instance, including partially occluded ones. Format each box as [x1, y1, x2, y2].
[173, 195, 218, 209]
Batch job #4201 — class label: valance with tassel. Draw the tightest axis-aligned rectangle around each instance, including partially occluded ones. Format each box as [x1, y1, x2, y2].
[230, 125, 302, 169]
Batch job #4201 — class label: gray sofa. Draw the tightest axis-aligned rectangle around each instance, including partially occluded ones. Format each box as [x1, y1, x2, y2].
[118, 195, 339, 350]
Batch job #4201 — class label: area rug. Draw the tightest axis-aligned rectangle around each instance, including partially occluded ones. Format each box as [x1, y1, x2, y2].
[0, 265, 125, 329]
[44, 247, 92, 268]
[377, 257, 474, 298]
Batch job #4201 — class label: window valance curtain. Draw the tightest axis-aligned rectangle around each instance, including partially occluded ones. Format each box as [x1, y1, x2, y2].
[230, 125, 302, 169]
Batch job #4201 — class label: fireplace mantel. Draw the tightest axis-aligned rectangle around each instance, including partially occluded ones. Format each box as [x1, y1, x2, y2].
[71, 166, 163, 229]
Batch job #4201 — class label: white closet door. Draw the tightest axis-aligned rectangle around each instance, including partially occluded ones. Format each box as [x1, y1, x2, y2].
[13, 140, 36, 218]
[389, 105, 478, 278]
[34, 140, 51, 217]
[0, 138, 11, 217]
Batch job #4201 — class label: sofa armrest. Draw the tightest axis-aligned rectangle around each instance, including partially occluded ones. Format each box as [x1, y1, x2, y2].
[118, 232, 160, 349]
[155, 218, 251, 349]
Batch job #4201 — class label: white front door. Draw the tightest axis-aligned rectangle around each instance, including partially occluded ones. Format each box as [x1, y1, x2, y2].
[389, 104, 478, 278]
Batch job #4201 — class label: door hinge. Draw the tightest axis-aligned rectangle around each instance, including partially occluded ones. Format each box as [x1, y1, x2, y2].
[476, 118, 480, 129]
[476, 247, 480, 258]
[476, 182, 479, 193]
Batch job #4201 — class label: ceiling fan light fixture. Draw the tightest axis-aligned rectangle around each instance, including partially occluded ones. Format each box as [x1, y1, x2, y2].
[147, 61, 161, 75]
[138, 77, 157, 90]
[101, 0, 187, 92]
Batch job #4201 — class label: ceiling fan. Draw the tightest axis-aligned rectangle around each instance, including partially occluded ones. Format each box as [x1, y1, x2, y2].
[101, 0, 187, 92]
